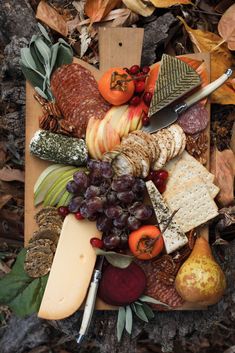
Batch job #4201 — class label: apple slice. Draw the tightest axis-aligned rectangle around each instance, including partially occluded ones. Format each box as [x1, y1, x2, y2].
[86, 118, 100, 159]
[129, 101, 148, 132]
[106, 122, 121, 151]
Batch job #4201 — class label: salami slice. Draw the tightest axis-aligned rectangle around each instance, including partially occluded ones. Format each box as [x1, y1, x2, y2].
[51, 63, 111, 138]
[177, 103, 208, 135]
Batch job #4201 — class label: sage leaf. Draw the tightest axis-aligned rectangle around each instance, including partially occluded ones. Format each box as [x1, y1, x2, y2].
[30, 41, 46, 74]
[52, 43, 73, 72]
[20, 48, 44, 78]
[117, 306, 126, 342]
[134, 301, 143, 306]
[34, 37, 51, 68]
[125, 305, 133, 335]
[94, 249, 133, 269]
[135, 304, 149, 322]
[139, 295, 170, 308]
[38, 23, 51, 43]
[35, 87, 49, 100]
[141, 303, 154, 320]
[131, 303, 137, 314]
[50, 42, 59, 72]
[21, 64, 44, 91]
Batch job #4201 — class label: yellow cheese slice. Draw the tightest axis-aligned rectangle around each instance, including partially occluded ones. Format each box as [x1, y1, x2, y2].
[38, 214, 102, 320]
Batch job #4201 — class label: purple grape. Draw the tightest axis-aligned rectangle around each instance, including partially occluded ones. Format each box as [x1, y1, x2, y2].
[111, 227, 123, 236]
[87, 159, 100, 171]
[106, 191, 118, 205]
[132, 178, 146, 194]
[103, 235, 121, 250]
[68, 196, 83, 213]
[133, 204, 153, 220]
[100, 180, 111, 194]
[89, 170, 102, 186]
[105, 205, 123, 219]
[73, 171, 89, 189]
[66, 180, 80, 194]
[127, 215, 141, 231]
[86, 196, 104, 214]
[96, 215, 112, 232]
[113, 213, 129, 229]
[88, 214, 98, 222]
[117, 191, 134, 204]
[100, 161, 114, 179]
[128, 202, 142, 215]
[119, 233, 129, 249]
[85, 185, 100, 199]
[111, 175, 135, 192]
[79, 203, 90, 219]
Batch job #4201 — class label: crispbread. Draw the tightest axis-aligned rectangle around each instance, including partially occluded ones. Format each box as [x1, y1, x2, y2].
[153, 130, 173, 161]
[152, 133, 168, 170]
[163, 176, 219, 232]
[167, 124, 185, 158]
[164, 155, 181, 176]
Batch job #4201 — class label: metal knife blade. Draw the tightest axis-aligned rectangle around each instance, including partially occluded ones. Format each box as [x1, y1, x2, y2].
[142, 68, 233, 134]
[76, 255, 104, 345]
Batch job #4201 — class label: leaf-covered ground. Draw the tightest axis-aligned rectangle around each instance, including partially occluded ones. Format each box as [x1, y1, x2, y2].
[0, 0, 235, 352]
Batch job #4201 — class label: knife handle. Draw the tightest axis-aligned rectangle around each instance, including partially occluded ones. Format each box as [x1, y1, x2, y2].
[177, 69, 233, 113]
[76, 269, 101, 344]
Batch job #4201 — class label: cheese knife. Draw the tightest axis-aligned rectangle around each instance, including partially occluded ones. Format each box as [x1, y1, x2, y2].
[142, 68, 233, 134]
[76, 255, 104, 345]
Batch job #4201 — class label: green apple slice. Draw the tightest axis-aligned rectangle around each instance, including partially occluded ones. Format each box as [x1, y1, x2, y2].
[43, 171, 78, 206]
[57, 191, 73, 208]
[34, 166, 78, 206]
[34, 164, 63, 193]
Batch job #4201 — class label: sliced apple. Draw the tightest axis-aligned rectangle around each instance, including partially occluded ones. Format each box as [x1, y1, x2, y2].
[57, 191, 72, 208]
[43, 172, 76, 206]
[106, 122, 121, 151]
[86, 118, 100, 159]
[34, 164, 62, 193]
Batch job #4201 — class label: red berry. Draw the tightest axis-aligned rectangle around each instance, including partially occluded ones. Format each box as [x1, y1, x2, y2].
[75, 211, 84, 220]
[130, 95, 141, 106]
[135, 81, 145, 93]
[135, 72, 146, 82]
[157, 184, 166, 194]
[141, 66, 150, 74]
[146, 170, 155, 180]
[143, 91, 153, 106]
[153, 176, 165, 188]
[90, 237, 104, 249]
[58, 206, 69, 217]
[156, 170, 169, 180]
[142, 113, 150, 126]
[129, 65, 140, 75]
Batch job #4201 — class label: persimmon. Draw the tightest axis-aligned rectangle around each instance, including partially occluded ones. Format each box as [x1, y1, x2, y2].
[128, 225, 164, 260]
[98, 67, 135, 106]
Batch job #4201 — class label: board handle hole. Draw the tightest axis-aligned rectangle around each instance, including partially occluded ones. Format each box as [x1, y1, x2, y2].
[118, 42, 122, 47]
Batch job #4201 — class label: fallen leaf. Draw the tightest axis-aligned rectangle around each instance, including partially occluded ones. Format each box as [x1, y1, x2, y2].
[36, 1, 68, 37]
[0, 167, 25, 183]
[79, 26, 91, 57]
[122, 0, 155, 17]
[150, 0, 192, 7]
[102, 8, 139, 27]
[0, 194, 12, 209]
[218, 4, 235, 50]
[179, 17, 235, 105]
[85, 0, 122, 24]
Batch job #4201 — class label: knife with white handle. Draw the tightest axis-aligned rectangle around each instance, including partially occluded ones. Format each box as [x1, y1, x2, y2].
[142, 68, 233, 133]
[76, 256, 104, 345]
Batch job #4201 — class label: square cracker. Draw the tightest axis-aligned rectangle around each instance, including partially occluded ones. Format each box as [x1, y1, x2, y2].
[163, 176, 218, 233]
[165, 151, 219, 198]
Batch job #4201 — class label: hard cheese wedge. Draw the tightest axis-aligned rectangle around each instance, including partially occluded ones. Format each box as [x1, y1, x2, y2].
[38, 214, 102, 320]
[146, 180, 188, 253]
[148, 54, 201, 116]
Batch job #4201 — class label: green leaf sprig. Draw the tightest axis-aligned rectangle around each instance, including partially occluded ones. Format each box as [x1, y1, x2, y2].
[94, 248, 134, 269]
[20, 23, 73, 101]
[117, 295, 170, 342]
[0, 249, 48, 317]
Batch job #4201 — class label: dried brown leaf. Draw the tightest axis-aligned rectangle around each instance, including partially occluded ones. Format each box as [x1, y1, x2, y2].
[85, 0, 122, 24]
[218, 4, 235, 50]
[179, 17, 235, 105]
[0, 194, 12, 209]
[122, 0, 155, 17]
[36, 1, 68, 37]
[0, 167, 25, 183]
[150, 0, 192, 7]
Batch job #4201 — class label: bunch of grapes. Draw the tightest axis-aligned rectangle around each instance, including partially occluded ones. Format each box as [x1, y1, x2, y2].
[65, 160, 153, 250]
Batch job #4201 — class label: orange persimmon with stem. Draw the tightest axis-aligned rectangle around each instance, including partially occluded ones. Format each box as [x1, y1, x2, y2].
[98, 67, 135, 105]
[128, 225, 164, 260]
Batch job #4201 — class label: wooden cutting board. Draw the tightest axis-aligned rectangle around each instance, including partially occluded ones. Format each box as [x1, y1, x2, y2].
[25, 27, 210, 311]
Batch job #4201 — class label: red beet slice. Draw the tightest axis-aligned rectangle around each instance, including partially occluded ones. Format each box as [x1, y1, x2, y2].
[98, 262, 147, 306]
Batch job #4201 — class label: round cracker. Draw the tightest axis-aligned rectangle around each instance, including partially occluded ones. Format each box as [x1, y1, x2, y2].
[154, 129, 174, 162]
[178, 130, 186, 155]
[152, 134, 168, 170]
[167, 124, 184, 158]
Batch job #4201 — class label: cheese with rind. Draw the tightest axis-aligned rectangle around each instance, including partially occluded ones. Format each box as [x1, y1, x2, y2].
[38, 214, 102, 320]
[146, 180, 188, 254]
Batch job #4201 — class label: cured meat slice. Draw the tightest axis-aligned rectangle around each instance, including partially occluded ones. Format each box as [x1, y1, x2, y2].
[177, 103, 208, 135]
[51, 63, 111, 138]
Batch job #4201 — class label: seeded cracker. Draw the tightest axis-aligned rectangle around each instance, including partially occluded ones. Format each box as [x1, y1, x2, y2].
[30, 130, 88, 166]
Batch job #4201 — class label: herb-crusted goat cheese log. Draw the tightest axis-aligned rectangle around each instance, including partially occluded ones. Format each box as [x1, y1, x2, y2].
[30, 130, 88, 166]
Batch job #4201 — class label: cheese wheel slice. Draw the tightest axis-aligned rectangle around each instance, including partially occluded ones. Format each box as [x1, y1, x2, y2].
[38, 214, 102, 320]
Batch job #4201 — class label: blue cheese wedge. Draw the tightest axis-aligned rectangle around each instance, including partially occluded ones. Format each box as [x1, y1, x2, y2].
[146, 180, 188, 254]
